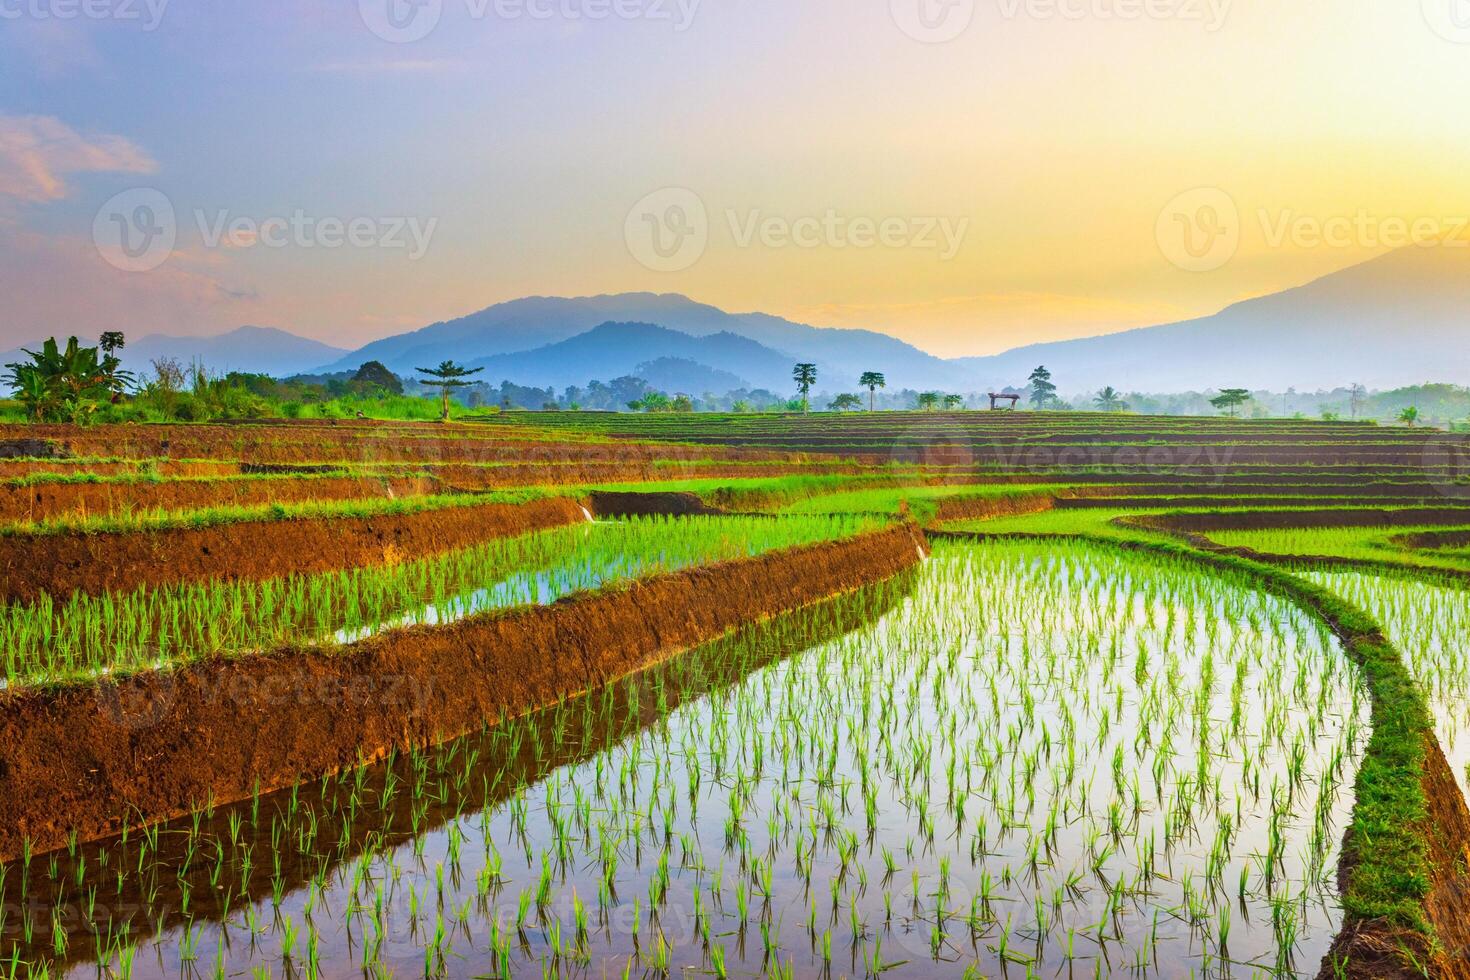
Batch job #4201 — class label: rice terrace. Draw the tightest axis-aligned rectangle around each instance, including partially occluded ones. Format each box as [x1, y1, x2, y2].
[1, 407, 1470, 980]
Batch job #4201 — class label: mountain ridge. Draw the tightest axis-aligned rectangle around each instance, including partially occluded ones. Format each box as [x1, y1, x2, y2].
[8, 245, 1456, 396]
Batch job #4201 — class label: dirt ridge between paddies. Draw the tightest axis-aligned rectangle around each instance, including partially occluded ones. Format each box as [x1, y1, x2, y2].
[0, 495, 588, 602]
[934, 527, 1470, 979]
[0, 473, 441, 524]
[0, 522, 927, 861]
[11, 578, 917, 976]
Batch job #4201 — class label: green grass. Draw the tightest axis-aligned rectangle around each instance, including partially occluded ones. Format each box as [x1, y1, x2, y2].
[1209, 525, 1470, 572]
[0, 488, 559, 536]
[940, 506, 1183, 542]
[0, 513, 887, 686]
[779, 483, 1064, 521]
[581, 472, 927, 510]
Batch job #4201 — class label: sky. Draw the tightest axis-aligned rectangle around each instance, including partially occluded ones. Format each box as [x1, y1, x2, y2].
[2, 0, 1469, 357]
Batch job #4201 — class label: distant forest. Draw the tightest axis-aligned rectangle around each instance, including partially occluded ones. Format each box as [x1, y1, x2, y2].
[6, 332, 1469, 427]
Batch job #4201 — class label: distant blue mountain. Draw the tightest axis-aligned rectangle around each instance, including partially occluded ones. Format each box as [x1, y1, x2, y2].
[316, 293, 969, 391]
[68, 244, 1464, 395]
[951, 244, 1470, 392]
[119, 326, 350, 377]
[462, 322, 797, 392]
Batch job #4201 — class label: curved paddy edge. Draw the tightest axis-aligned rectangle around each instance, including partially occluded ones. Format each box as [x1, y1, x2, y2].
[933, 528, 1470, 979]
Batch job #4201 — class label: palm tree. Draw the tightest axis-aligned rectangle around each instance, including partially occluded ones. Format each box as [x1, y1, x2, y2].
[859, 371, 886, 412]
[1094, 386, 1127, 412]
[1399, 406, 1420, 428]
[416, 360, 485, 421]
[792, 363, 818, 414]
[916, 391, 941, 411]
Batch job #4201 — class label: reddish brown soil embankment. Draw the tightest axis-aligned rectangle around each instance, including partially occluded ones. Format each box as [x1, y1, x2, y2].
[0, 474, 437, 524]
[588, 490, 723, 517]
[931, 491, 1056, 524]
[0, 496, 588, 602]
[0, 422, 801, 467]
[1423, 739, 1470, 975]
[0, 460, 242, 480]
[1392, 530, 1470, 552]
[1320, 738, 1470, 979]
[0, 523, 926, 860]
[437, 460, 865, 490]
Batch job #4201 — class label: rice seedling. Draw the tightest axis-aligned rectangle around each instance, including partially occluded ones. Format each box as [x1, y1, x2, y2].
[5, 537, 1365, 978]
[0, 513, 883, 685]
[1309, 569, 1470, 802]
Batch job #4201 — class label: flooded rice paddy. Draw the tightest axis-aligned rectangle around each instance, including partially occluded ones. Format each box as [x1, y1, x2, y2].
[5, 540, 1366, 978]
[1309, 569, 1470, 805]
[0, 514, 880, 687]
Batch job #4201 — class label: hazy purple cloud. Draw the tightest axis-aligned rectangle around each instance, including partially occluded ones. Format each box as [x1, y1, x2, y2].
[0, 114, 155, 203]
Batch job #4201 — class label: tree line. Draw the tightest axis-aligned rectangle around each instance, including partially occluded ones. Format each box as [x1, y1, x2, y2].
[0, 336, 1447, 426]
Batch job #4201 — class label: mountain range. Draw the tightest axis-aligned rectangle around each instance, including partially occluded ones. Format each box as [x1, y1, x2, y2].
[313, 293, 968, 391]
[11, 245, 1463, 395]
[951, 243, 1470, 392]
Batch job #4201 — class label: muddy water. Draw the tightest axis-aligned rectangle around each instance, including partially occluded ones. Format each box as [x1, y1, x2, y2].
[5, 541, 1364, 979]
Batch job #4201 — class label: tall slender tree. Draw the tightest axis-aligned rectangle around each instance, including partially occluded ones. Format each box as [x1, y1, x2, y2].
[1349, 384, 1367, 419]
[792, 363, 818, 414]
[859, 371, 887, 412]
[416, 361, 484, 421]
[1027, 366, 1057, 409]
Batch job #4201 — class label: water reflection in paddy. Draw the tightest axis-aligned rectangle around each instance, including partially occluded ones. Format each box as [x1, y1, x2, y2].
[10, 540, 1365, 979]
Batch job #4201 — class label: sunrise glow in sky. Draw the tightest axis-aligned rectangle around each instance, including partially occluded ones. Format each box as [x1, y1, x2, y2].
[3, 0, 1469, 356]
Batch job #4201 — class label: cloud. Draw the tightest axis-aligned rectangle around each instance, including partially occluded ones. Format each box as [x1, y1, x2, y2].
[0, 224, 259, 348]
[0, 114, 156, 203]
